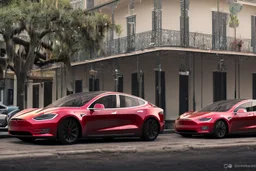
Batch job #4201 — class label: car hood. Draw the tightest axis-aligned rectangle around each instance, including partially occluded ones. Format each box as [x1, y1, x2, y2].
[180, 111, 214, 119]
[12, 107, 61, 120]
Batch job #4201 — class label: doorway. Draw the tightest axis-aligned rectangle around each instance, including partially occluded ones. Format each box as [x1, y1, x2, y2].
[75, 80, 83, 93]
[89, 77, 100, 91]
[179, 75, 189, 115]
[44, 81, 52, 107]
[155, 71, 166, 112]
[252, 74, 256, 99]
[131, 73, 144, 98]
[118, 75, 124, 92]
[7, 89, 13, 105]
[33, 84, 39, 108]
[213, 72, 227, 102]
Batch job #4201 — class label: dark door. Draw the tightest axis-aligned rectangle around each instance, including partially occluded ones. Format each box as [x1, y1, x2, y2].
[155, 71, 166, 113]
[118, 75, 123, 92]
[253, 74, 256, 99]
[89, 77, 100, 92]
[25, 84, 27, 109]
[179, 75, 189, 115]
[75, 80, 83, 93]
[44, 81, 52, 107]
[213, 72, 227, 102]
[33, 84, 39, 108]
[131, 73, 144, 98]
[7, 89, 13, 105]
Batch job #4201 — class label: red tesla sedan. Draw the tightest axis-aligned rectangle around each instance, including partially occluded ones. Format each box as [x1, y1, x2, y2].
[175, 99, 256, 138]
[8, 91, 164, 144]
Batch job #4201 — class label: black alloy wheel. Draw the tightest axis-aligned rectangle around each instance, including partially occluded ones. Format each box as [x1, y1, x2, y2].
[142, 119, 159, 141]
[58, 118, 79, 145]
[213, 120, 228, 138]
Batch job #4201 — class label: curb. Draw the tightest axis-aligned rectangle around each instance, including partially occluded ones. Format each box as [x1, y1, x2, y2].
[0, 143, 256, 160]
[162, 129, 175, 134]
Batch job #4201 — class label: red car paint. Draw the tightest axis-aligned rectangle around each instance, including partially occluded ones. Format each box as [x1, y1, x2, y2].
[175, 99, 256, 136]
[8, 91, 164, 141]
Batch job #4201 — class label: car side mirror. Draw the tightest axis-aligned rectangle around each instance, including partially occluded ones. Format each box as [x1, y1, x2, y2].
[89, 103, 105, 112]
[235, 108, 247, 115]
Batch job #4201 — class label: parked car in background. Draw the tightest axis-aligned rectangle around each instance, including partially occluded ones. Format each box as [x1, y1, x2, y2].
[0, 104, 19, 128]
[175, 99, 256, 138]
[0, 102, 7, 114]
[8, 91, 164, 145]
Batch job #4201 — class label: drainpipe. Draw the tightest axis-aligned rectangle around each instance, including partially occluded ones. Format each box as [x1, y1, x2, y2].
[192, 53, 196, 111]
[201, 54, 203, 108]
[234, 56, 237, 99]
[238, 56, 240, 98]
[158, 52, 162, 108]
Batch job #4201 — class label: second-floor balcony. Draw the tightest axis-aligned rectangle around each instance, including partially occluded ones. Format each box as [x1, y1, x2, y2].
[73, 29, 254, 62]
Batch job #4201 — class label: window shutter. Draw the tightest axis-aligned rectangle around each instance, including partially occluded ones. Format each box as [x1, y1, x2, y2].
[212, 11, 218, 50]
[251, 16, 256, 48]
[152, 10, 156, 43]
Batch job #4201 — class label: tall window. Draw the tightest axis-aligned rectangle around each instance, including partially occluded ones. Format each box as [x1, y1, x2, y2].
[212, 11, 227, 50]
[180, 0, 189, 47]
[87, 0, 94, 9]
[251, 16, 256, 53]
[127, 15, 136, 52]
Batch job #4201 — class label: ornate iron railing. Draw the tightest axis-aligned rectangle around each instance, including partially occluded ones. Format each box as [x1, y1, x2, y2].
[72, 29, 254, 62]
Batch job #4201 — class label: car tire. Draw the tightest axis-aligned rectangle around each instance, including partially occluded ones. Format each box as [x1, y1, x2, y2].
[141, 119, 159, 141]
[180, 134, 192, 138]
[18, 137, 35, 143]
[213, 120, 228, 138]
[57, 118, 80, 145]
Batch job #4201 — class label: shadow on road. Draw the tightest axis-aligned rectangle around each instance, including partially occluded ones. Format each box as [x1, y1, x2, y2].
[10, 137, 153, 146]
[180, 133, 256, 139]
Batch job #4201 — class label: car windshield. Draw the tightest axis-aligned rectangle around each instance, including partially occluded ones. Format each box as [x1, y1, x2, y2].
[45, 91, 106, 108]
[198, 100, 244, 112]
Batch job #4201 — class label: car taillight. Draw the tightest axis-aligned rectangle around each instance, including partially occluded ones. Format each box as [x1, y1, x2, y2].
[158, 111, 164, 122]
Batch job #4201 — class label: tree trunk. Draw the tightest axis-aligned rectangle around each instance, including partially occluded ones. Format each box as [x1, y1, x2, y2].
[16, 73, 26, 110]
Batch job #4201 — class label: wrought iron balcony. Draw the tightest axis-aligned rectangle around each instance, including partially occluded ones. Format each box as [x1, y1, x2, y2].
[73, 29, 254, 62]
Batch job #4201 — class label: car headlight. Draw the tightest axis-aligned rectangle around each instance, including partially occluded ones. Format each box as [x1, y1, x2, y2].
[33, 114, 58, 121]
[198, 118, 212, 122]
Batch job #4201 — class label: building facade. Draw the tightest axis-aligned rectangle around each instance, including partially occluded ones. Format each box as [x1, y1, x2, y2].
[23, 0, 256, 128]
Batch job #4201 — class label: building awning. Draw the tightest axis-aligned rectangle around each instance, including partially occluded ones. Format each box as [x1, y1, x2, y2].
[32, 46, 256, 72]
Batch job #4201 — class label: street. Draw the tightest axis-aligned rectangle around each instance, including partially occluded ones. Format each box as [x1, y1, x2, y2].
[0, 146, 255, 171]
[0, 133, 256, 170]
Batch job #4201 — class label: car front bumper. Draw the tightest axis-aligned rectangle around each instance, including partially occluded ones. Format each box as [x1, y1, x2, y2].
[8, 119, 58, 138]
[174, 119, 214, 135]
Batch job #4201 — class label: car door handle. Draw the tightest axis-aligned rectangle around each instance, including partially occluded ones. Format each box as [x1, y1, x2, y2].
[248, 113, 254, 116]
[137, 110, 143, 113]
[111, 111, 117, 114]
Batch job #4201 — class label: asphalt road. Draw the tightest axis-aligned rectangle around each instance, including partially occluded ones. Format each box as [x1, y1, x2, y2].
[0, 146, 255, 171]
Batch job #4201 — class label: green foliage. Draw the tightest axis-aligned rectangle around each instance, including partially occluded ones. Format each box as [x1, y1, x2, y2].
[227, 1, 243, 29]
[229, 14, 239, 28]
[0, 0, 120, 70]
